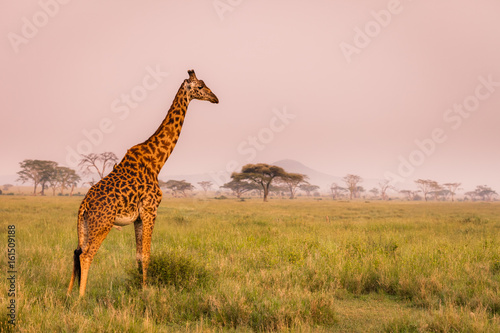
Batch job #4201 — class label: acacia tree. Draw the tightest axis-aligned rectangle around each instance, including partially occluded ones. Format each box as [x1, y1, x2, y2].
[232, 164, 287, 202]
[464, 186, 497, 201]
[79, 152, 118, 180]
[197, 181, 213, 194]
[464, 190, 478, 201]
[270, 184, 288, 199]
[277, 173, 308, 199]
[220, 179, 259, 198]
[299, 184, 320, 197]
[400, 190, 420, 201]
[48, 167, 62, 196]
[443, 182, 461, 202]
[369, 188, 379, 199]
[58, 167, 81, 196]
[3, 184, 13, 192]
[330, 183, 347, 200]
[342, 174, 363, 200]
[162, 180, 194, 197]
[414, 179, 439, 201]
[474, 185, 497, 201]
[17, 159, 58, 195]
[429, 182, 444, 201]
[378, 180, 391, 201]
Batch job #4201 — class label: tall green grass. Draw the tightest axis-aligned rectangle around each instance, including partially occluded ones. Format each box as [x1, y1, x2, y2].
[1, 196, 499, 332]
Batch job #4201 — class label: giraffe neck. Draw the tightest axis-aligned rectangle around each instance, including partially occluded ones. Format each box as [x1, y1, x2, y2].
[120, 83, 191, 177]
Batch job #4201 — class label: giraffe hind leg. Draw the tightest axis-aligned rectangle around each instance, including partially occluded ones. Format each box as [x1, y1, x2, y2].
[68, 206, 88, 296]
[78, 226, 113, 298]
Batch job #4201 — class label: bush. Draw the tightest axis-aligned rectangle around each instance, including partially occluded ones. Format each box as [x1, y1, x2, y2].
[127, 250, 211, 291]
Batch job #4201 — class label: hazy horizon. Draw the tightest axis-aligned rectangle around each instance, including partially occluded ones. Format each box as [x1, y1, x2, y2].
[2, 1, 500, 193]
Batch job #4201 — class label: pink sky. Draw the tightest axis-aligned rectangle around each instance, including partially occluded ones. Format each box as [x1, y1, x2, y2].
[1, 0, 500, 193]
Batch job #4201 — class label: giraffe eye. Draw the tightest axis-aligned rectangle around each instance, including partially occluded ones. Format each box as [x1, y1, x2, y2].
[198, 85, 204, 89]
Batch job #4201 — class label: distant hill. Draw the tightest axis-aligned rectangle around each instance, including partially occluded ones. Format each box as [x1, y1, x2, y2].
[159, 159, 385, 193]
[271, 159, 341, 191]
[160, 172, 225, 190]
[272, 159, 385, 193]
[158, 159, 341, 192]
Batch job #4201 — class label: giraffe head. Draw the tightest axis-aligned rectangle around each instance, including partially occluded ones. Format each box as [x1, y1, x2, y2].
[185, 70, 219, 104]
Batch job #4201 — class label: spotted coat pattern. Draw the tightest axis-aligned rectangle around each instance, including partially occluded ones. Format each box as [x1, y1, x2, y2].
[68, 70, 218, 297]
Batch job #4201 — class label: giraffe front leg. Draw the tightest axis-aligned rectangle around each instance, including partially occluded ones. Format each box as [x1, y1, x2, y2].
[138, 202, 159, 287]
[138, 190, 161, 287]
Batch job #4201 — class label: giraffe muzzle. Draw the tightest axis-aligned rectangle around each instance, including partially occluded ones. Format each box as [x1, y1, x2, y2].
[209, 92, 219, 104]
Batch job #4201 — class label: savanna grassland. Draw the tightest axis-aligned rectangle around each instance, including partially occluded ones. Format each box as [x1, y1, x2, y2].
[1, 196, 499, 332]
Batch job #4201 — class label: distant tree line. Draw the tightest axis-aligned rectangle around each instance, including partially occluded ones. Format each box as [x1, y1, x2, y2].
[13, 152, 118, 196]
[157, 164, 315, 202]
[330, 177, 497, 202]
[11, 154, 498, 202]
[403, 179, 497, 202]
[17, 160, 81, 196]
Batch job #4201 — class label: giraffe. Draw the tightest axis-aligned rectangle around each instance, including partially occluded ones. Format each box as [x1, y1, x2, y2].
[67, 70, 218, 297]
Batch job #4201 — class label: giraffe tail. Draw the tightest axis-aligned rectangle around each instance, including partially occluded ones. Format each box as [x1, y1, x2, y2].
[75, 204, 89, 286]
[73, 247, 83, 286]
[69, 204, 87, 292]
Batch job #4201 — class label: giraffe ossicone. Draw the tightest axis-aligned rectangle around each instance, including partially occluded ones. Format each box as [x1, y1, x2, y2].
[67, 69, 218, 297]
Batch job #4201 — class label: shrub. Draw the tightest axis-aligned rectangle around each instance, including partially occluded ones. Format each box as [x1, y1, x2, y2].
[127, 250, 211, 291]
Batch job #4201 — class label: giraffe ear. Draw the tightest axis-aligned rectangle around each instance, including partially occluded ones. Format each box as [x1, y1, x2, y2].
[187, 70, 197, 81]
